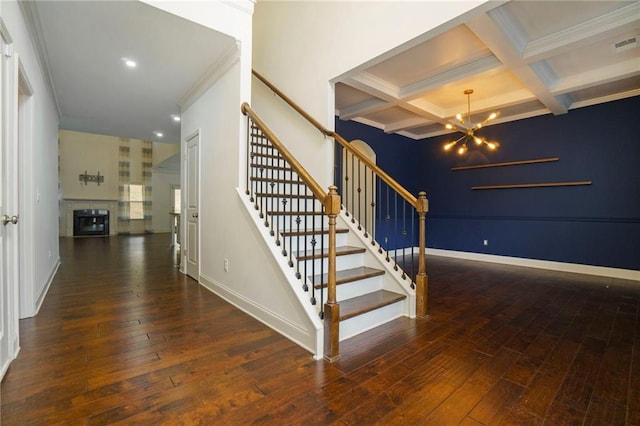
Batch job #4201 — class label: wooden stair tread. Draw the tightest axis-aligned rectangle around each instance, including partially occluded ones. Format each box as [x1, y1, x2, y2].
[339, 290, 406, 321]
[281, 228, 348, 236]
[313, 266, 385, 289]
[251, 177, 301, 184]
[296, 245, 365, 261]
[255, 193, 315, 199]
[250, 141, 271, 148]
[250, 163, 293, 172]
[267, 211, 324, 216]
[251, 153, 282, 160]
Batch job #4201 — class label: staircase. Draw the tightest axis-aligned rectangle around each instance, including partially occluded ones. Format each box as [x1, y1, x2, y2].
[247, 122, 413, 342]
[242, 72, 428, 361]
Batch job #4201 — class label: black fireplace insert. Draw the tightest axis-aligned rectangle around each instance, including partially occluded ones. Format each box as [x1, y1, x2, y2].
[73, 209, 109, 236]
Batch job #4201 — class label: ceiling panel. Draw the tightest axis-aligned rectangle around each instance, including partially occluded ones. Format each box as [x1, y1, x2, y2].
[335, 82, 377, 109]
[361, 107, 420, 124]
[31, 1, 236, 144]
[366, 25, 491, 87]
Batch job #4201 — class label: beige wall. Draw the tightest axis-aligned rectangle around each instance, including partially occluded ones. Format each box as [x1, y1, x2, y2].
[59, 129, 180, 233]
[59, 130, 121, 200]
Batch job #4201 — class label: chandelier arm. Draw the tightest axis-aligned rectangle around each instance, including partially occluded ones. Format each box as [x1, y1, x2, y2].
[443, 89, 499, 154]
[446, 122, 467, 133]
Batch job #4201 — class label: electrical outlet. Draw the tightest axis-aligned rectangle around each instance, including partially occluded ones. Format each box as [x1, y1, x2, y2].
[224, 259, 229, 272]
[483, 239, 488, 246]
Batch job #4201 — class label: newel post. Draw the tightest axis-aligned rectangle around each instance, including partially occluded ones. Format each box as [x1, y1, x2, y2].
[416, 191, 429, 318]
[323, 185, 341, 362]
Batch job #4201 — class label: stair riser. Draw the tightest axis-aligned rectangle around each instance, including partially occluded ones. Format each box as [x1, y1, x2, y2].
[339, 300, 407, 341]
[297, 253, 365, 278]
[283, 232, 348, 254]
[323, 275, 384, 302]
[260, 215, 328, 231]
[249, 182, 318, 197]
[253, 196, 322, 212]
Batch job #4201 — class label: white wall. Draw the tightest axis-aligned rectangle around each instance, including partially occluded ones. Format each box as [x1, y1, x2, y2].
[1, 1, 60, 317]
[252, 1, 489, 187]
[144, 1, 324, 352]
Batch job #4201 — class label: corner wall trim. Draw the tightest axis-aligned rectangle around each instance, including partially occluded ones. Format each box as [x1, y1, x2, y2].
[33, 258, 61, 317]
[425, 248, 640, 282]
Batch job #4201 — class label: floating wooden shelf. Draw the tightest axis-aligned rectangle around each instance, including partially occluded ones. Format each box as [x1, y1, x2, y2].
[471, 181, 592, 190]
[452, 157, 559, 171]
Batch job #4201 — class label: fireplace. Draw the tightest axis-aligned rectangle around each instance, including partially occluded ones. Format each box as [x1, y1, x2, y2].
[73, 209, 110, 236]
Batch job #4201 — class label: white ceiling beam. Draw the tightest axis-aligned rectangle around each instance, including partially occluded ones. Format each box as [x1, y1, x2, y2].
[341, 73, 447, 123]
[466, 13, 569, 115]
[337, 98, 390, 120]
[569, 88, 640, 110]
[383, 116, 431, 133]
[523, 2, 640, 63]
[398, 54, 503, 99]
[551, 59, 640, 94]
[441, 88, 536, 118]
[345, 72, 401, 99]
[406, 99, 446, 118]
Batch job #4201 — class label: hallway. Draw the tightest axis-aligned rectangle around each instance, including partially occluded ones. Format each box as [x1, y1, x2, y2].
[1, 234, 638, 424]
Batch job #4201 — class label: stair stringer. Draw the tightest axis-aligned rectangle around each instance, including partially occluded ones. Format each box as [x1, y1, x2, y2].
[229, 188, 324, 358]
[332, 211, 416, 341]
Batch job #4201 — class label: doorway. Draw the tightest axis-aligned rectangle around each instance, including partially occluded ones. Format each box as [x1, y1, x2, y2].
[184, 131, 200, 280]
[342, 139, 377, 232]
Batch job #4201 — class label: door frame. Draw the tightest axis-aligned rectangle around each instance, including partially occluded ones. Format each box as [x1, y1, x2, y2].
[0, 18, 20, 380]
[17, 60, 35, 318]
[183, 130, 200, 280]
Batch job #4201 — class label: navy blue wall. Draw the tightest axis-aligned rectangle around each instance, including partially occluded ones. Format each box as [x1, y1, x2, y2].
[336, 96, 640, 270]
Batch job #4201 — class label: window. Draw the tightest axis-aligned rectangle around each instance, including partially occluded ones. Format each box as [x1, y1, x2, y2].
[172, 186, 181, 213]
[129, 184, 144, 220]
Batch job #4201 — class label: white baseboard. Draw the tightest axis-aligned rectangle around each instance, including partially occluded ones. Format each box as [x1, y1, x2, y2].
[198, 273, 322, 357]
[0, 346, 20, 382]
[426, 248, 640, 282]
[32, 258, 61, 318]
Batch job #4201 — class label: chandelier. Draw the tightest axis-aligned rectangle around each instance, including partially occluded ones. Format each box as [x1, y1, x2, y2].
[443, 89, 498, 155]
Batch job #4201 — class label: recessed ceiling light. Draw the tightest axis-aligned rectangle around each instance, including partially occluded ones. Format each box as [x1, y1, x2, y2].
[154, 131, 164, 138]
[122, 58, 137, 68]
[171, 114, 181, 123]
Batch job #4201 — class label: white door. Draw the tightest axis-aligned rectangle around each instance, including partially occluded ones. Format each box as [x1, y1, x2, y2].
[0, 33, 20, 380]
[185, 132, 199, 280]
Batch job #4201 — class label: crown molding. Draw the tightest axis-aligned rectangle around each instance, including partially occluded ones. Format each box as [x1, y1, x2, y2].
[178, 41, 240, 111]
[0, 18, 13, 44]
[221, 0, 255, 17]
[17, 1, 62, 118]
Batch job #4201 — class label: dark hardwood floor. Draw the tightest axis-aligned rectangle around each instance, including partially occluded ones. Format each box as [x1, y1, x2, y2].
[1, 234, 638, 425]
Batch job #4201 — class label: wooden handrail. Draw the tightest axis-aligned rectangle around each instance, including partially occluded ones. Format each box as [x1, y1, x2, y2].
[331, 133, 417, 207]
[253, 70, 331, 138]
[241, 102, 327, 202]
[252, 69, 418, 208]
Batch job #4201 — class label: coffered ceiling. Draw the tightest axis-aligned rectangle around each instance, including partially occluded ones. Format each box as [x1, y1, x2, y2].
[335, 1, 640, 140]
